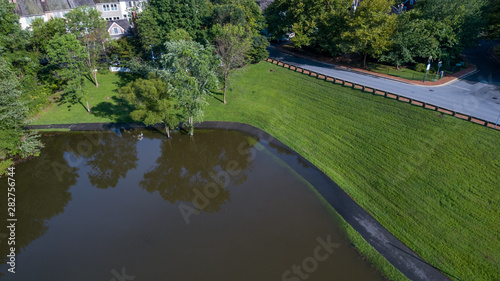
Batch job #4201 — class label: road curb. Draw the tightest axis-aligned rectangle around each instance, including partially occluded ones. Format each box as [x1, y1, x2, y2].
[273, 46, 479, 88]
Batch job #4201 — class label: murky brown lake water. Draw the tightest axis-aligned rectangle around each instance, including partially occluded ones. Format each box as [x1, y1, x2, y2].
[0, 130, 385, 280]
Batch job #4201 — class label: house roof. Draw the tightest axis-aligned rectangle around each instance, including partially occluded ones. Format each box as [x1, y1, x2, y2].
[16, 0, 45, 17]
[69, 0, 96, 8]
[15, 0, 96, 17]
[42, 0, 71, 12]
[106, 19, 132, 38]
[106, 18, 130, 30]
[93, 0, 119, 4]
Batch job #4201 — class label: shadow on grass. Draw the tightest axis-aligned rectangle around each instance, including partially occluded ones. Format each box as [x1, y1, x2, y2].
[114, 72, 141, 89]
[83, 72, 96, 85]
[211, 92, 224, 103]
[92, 96, 134, 122]
[54, 90, 89, 113]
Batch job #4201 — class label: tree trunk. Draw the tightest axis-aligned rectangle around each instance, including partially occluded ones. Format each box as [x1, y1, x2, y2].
[223, 71, 228, 104]
[165, 125, 170, 138]
[93, 70, 99, 87]
[189, 116, 194, 136]
[86, 100, 91, 113]
[363, 53, 368, 69]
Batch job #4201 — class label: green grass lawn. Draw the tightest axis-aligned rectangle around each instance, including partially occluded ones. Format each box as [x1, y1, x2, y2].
[368, 63, 428, 81]
[205, 63, 500, 280]
[31, 72, 136, 125]
[31, 62, 500, 280]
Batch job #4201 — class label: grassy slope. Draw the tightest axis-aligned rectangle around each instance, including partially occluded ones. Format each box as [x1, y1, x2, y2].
[31, 63, 500, 280]
[205, 63, 500, 280]
[31, 72, 134, 125]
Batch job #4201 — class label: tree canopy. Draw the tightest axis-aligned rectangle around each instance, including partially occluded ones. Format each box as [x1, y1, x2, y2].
[341, 0, 396, 68]
[158, 40, 220, 135]
[120, 78, 180, 137]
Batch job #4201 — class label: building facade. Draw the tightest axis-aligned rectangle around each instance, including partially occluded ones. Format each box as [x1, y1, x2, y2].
[12, 0, 145, 32]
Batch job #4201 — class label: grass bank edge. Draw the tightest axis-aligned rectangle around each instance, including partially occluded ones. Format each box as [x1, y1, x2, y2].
[259, 143, 410, 281]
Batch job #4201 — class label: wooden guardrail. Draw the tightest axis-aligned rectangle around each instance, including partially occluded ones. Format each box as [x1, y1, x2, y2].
[266, 58, 499, 130]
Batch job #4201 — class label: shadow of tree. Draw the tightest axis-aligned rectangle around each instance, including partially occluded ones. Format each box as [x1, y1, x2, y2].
[83, 72, 95, 85]
[55, 89, 88, 113]
[114, 72, 141, 88]
[211, 91, 224, 103]
[92, 96, 134, 122]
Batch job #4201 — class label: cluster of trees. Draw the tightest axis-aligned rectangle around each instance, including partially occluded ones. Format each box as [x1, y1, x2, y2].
[118, 0, 271, 135]
[1, 0, 44, 172]
[2, 0, 500, 173]
[0, 0, 269, 172]
[1, 2, 114, 173]
[134, 0, 268, 63]
[266, 0, 491, 69]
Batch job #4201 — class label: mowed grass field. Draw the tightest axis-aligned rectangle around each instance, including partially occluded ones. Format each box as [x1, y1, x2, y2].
[205, 63, 500, 280]
[32, 72, 134, 125]
[32, 63, 500, 280]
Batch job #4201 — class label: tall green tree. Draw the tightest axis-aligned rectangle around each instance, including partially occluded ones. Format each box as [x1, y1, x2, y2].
[30, 17, 67, 54]
[417, 0, 487, 50]
[0, 0, 27, 58]
[213, 24, 251, 104]
[266, 0, 345, 48]
[120, 78, 180, 137]
[341, 0, 396, 68]
[46, 34, 90, 112]
[148, 0, 211, 39]
[0, 57, 43, 174]
[158, 40, 220, 135]
[380, 15, 448, 69]
[211, 0, 268, 62]
[65, 6, 109, 87]
[488, 0, 500, 39]
[136, 6, 163, 51]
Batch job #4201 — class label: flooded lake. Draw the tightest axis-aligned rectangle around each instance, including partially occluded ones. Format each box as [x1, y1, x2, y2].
[0, 129, 385, 280]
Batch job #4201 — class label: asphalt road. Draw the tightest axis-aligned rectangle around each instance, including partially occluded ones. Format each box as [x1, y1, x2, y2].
[268, 41, 500, 124]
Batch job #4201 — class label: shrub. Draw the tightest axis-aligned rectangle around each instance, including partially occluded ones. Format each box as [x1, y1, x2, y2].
[414, 63, 426, 72]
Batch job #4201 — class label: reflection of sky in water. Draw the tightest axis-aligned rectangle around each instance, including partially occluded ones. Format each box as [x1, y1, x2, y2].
[0, 130, 384, 281]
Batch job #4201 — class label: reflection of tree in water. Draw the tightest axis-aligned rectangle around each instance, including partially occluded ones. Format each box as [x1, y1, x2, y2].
[85, 133, 138, 189]
[0, 134, 79, 276]
[140, 130, 255, 213]
[268, 141, 309, 168]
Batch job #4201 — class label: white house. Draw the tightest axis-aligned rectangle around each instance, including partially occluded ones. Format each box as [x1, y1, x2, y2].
[12, 0, 145, 35]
